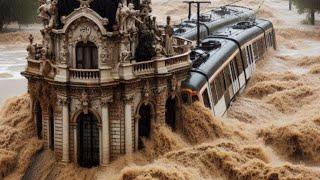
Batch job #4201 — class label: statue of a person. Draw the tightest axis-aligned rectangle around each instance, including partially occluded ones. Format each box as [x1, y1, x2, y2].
[38, 0, 50, 27]
[26, 34, 36, 59]
[127, 3, 140, 33]
[47, 0, 57, 29]
[116, 3, 130, 34]
[165, 16, 174, 56]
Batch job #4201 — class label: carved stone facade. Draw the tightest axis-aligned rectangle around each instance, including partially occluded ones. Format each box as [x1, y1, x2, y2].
[22, 0, 191, 167]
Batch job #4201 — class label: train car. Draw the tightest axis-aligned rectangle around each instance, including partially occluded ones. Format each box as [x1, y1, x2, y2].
[174, 5, 255, 41]
[181, 19, 276, 116]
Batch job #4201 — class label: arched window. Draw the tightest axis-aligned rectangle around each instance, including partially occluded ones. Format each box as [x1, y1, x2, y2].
[76, 42, 98, 69]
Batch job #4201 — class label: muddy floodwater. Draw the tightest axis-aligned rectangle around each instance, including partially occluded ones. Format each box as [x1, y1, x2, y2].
[0, 0, 320, 179]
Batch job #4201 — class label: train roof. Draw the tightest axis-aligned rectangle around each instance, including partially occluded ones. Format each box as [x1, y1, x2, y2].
[174, 5, 255, 39]
[183, 19, 274, 91]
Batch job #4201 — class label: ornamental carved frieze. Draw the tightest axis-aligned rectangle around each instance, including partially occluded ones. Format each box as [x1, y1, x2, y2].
[100, 40, 111, 65]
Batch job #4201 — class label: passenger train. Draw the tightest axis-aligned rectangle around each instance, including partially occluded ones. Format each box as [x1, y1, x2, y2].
[179, 17, 276, 116]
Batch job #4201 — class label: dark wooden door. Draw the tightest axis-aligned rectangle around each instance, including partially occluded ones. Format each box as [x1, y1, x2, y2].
[79, 113, 99, 168]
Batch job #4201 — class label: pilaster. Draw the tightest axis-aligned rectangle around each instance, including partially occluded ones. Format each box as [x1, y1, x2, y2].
[58, 96, 70, 163]
[100, 95, 113, 165]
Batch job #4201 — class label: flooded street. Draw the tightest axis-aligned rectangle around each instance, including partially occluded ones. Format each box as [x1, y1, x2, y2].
[0, 44, 27, 105]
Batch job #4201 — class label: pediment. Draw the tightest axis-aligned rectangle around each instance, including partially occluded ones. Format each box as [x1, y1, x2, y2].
[61, 7, 109, 35]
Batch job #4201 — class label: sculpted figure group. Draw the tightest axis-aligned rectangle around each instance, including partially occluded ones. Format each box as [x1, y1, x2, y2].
[34, 0, 175, 63]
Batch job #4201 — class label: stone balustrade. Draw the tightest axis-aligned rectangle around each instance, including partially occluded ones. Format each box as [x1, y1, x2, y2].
[69, 68, 100, 83]
[133, 60, 155, 75]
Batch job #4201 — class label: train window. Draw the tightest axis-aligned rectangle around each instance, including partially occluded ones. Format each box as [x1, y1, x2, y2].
[235, 54, 243, 74]
[230, 61, 237, 82]
[215, 72, 226, 99]
[246, 46, 251, 65]
[242, 48, 248, 68]
[253, 42, 259, 60]
[220, 72, 226, 92]
[223, 66, 232, 88]
[258, 38, 264, 57]
[249, 45, 254, 63]
[210, 82, 218, 104]
[215, 77, 223, 99]
[202, 89, 211, 109]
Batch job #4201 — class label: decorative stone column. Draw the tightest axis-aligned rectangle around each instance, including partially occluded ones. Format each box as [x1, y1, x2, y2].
[59, 96, 70, 163]
[124, 94, 134, 154]
[101, 96, 113, 165]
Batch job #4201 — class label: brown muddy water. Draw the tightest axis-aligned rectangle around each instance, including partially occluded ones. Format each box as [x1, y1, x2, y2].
[0, 0, 320, 179]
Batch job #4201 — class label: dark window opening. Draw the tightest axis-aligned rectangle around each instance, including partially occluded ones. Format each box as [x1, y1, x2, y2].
[76, 42, 98, 69]
[35, 101, 42, 139]
[165, 97, 177, 131]
[138, 104, 152, 150]
[49, 107, 54, 150]
[202, 89, 211, 109]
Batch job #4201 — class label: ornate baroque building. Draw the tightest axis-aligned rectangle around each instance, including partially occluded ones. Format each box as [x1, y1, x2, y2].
[22, 0, 191, 167]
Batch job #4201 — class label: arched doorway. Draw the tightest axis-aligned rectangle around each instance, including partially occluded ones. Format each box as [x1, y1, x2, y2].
[165, 97, 177, 131]
[138, 104, 152, 150]
[76, 41, 98, 69]
[48, 107, 54, 150]
[77, 112, 100, 168]
[34, 101, 42, 139]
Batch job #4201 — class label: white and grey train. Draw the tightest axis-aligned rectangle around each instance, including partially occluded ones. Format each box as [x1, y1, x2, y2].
[180, 19, 276, 116]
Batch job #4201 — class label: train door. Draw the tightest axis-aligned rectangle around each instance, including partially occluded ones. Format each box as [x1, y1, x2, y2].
[229, 61, 240, 95]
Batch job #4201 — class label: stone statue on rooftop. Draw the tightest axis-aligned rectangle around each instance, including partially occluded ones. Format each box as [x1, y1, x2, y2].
[27, 34, 36, 60]
[127, 3, 140, 33]
[116, 3, 130, 34]
[165, 16, 174, 56]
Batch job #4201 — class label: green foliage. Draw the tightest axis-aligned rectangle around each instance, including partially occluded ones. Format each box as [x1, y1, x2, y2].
[292, 0, 320, 25]
[293, 0, 320, 13]
[0, 0, 38, 30]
